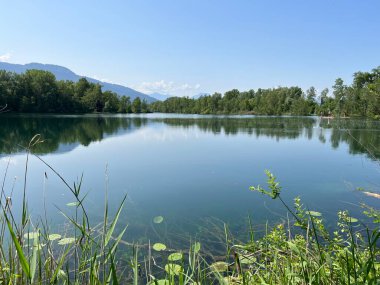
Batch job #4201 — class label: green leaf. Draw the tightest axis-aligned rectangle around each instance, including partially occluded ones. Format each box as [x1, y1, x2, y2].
[153, 216, 164, 224]
[168, 252, 183, 262]
[348, 217, 358, 223]
[210, 261, 229, 272]
[192, 242, 201, 253]
[110, 254, 119, 285]
[48, 234, 62, 241]
[66, 202, 79, 207]
[239, 255, 256, 264]
[58, 237, 76, 245]
[306, 211, 322, 217]
[105, 194, 127, 247]
[5, 215, 31, 279]
[30, 230, 39, 283]
[164, 263, 183, 276]
[23, 232, 40, 239]
[152, 243, 166, 251]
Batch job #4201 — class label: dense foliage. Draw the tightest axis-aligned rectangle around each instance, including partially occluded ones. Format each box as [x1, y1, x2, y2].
[0, 69, 149, 113]
[1, 66, 379, 117]
[151, 66, 380, 117]
[150, 87, 314, 115]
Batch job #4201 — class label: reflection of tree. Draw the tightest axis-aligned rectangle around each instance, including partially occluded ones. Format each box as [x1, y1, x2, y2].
[319, 118, 380, 159]
[1, 115, 379, 160]
[0, 115, 147, 154]
[157, 117, 316, 140]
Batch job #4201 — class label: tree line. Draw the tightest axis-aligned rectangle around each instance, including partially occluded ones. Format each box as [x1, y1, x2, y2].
[0, 69, 149, 113]
[1, 66, 379, 117]
[151, 66, 380, 118]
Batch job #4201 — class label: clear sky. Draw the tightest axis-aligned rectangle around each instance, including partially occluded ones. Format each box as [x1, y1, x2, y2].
[1, 0, 379, 96]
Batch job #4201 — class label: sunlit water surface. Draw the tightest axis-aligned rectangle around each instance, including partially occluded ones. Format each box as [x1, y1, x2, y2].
[1, 114, 380, 252]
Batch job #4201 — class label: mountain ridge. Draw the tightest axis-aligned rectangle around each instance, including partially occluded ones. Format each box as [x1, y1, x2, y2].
[0, 62, 156, 103]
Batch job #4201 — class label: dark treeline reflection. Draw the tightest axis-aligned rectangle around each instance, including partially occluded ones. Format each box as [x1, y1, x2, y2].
[158, 117, 316, 139]
[319, 118, 380, 159]
[1, 115, 380, 160]
[0, 115, 148, 154]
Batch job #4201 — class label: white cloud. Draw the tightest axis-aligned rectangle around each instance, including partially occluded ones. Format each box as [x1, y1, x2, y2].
[0, 53, 11, 62]
[135, 80, 201, 97]
[91, 75, 114, 84]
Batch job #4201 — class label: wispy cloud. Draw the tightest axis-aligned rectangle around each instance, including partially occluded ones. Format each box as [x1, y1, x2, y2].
[0, 53, 11, 62]
[135, 80, 201, 97]
[91, 75, 114, 84]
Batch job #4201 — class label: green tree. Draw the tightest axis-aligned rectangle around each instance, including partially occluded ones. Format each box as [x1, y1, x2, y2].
[132, 97, 141, 113]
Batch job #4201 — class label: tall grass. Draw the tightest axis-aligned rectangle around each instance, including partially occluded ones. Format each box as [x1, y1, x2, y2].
[0, 137, 379, 284]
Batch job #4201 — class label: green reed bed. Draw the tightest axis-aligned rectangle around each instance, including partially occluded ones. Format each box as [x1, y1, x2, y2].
[0, 136, 379, 284]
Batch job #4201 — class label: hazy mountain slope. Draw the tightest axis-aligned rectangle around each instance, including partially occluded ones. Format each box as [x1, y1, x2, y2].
[0, 62, 156, 102]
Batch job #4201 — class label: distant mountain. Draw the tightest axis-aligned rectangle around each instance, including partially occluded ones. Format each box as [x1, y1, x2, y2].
[148, 92, 172, 101]
[192, 93, 210, 99]
[0, 62, 156, 103]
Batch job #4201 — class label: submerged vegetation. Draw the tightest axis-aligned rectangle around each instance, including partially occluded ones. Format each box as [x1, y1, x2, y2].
[1, 135, 380, 284]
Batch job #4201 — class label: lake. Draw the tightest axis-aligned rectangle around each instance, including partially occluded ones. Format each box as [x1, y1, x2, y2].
[1, 114, 380, 253]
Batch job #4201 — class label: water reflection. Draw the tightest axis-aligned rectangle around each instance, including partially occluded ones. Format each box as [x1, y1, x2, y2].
[1, 115, 380, 160]
[319, 118, 380, 159]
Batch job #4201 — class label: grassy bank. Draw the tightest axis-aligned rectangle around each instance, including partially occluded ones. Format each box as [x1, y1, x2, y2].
[0, 138, 379, 284]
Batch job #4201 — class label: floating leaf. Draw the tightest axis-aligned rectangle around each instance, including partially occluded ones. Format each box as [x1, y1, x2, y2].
[165, 263, 183, 276]
[306, 211, 322, 217]
[210, 261, 228, 272]
[239, 255, 256, 264]
[24, 232, 40, 239]
[153, 216, 164, 224]
[348, 217, 358, 223]
[223, 276, 242, 284]
[192, 242, 201, 253]
[66, 202, 79, 207]
[58, 237, 76, 245]
[168, 252, 183, 262]
[48, 234, 62, 241]
[153, 243, 166, 251]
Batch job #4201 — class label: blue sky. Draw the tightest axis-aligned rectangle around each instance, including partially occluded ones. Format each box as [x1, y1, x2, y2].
[1, 0, 379, 96]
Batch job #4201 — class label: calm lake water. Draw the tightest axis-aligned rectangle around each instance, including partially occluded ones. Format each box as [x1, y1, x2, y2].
[1, 114, 380, 252]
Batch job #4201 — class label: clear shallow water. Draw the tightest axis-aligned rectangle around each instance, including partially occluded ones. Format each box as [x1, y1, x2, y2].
[1, 114, 380, 251]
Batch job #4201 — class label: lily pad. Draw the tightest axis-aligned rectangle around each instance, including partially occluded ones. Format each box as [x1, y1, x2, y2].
[164, 263, 183, 276]
[58, 237, 76, 245]
[239, 255, 256, 264]
[168, 252, 183, 261]
[153, 216, 164, 224]
[192, 242, 201, 253]
[210, 261, 229, 272]
[23, 232, 39, 239]
[348, 217, 358, 223]
[48, 234, 62, 241]
[223, 276, 243, 284]
[306, 211, 322, 217]
[152, 243, 166, 251]
[66, 202, 79, 207]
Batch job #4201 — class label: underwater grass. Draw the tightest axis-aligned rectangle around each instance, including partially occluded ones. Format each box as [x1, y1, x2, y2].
[0, 137, 379, 284]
